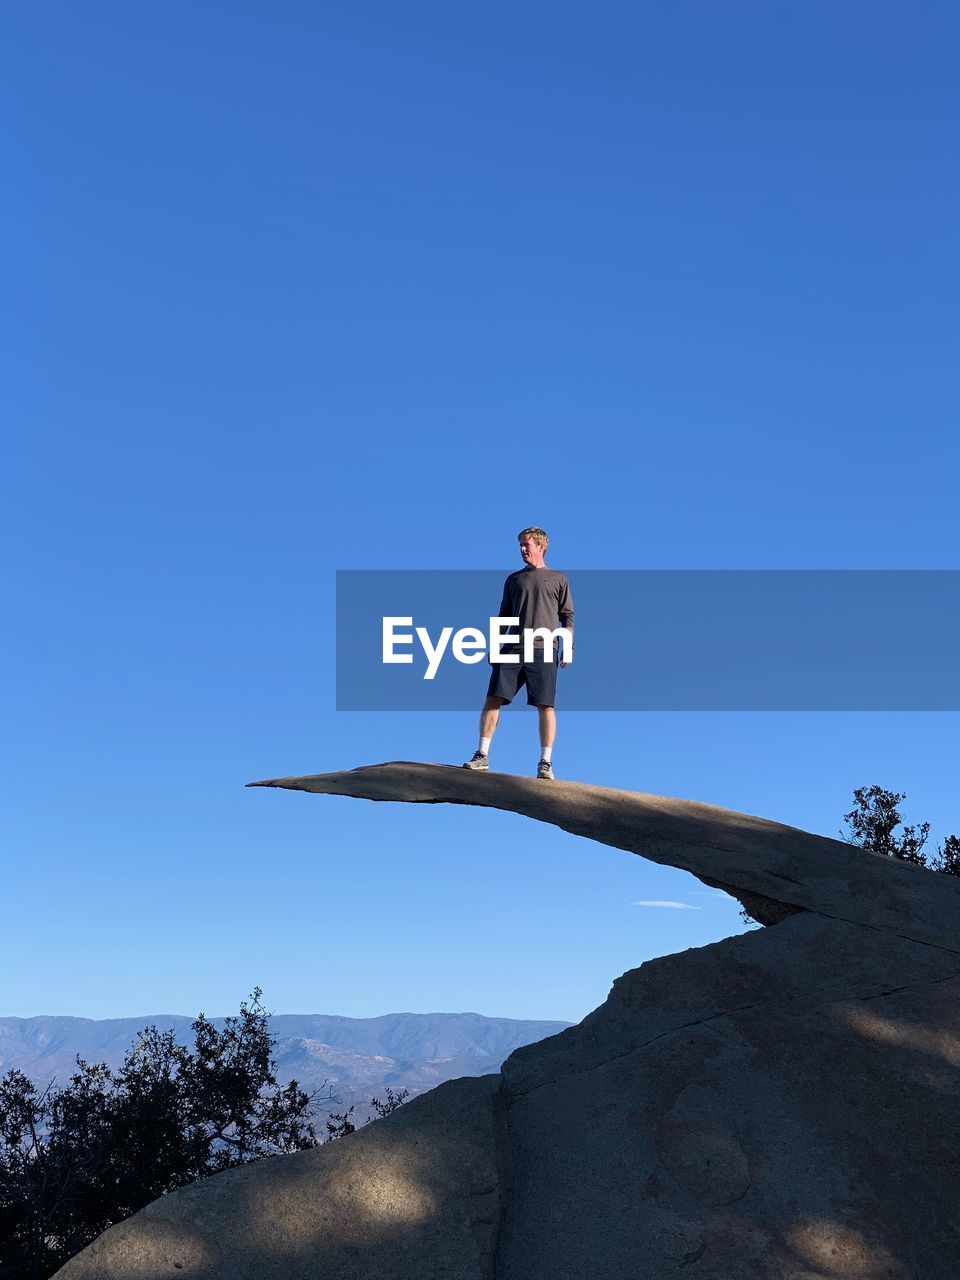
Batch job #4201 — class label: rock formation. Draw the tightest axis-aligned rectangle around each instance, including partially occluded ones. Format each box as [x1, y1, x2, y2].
[55, 763, 960, 1279]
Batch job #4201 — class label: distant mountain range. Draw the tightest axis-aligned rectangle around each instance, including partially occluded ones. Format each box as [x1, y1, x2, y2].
[0, 1012, 571, 1125]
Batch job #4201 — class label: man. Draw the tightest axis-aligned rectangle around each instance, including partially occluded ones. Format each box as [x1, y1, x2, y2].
[463, 526, 574, 780]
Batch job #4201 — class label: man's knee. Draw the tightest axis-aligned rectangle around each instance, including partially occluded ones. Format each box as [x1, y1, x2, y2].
[484, 696, 507, 711]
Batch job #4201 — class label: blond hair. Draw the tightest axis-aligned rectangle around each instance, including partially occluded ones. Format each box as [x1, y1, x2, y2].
[518, 526, 549, 548]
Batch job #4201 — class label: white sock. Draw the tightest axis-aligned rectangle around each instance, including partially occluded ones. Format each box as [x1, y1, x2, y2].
[540, 745, 553, 763]
[479, 736, 492, 756]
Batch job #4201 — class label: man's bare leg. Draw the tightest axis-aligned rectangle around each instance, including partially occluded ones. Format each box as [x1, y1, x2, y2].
[481, 695, 505, 742]
[464, 696, 506, 769]
[538, 706, 556, 776]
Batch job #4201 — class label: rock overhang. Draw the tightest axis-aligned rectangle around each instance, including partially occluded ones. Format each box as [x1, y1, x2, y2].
[247, 761, 960, 951]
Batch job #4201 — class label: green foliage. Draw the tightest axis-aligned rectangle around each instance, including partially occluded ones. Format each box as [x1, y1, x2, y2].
[370, 1087, 409, 1119]
[931, 833, 960, 877]
[840, 785, 960, 877]
[323, 1086, 411, 1141]
[324, 1107, 357, 1140]
[841, 785, 931, 866]
[0, 990, 319, 1280]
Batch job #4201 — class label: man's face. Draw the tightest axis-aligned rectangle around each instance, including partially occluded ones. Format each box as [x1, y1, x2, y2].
[519, 536, 546, 567]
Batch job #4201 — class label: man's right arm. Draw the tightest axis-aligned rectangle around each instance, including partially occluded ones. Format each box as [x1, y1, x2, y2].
[558, 576, 574, 666]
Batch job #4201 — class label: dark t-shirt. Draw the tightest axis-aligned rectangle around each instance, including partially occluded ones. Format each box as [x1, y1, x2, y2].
[495, 566, 574, 658]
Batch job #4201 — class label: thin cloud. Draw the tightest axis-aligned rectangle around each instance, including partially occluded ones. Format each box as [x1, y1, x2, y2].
[631, 900, 701, 910]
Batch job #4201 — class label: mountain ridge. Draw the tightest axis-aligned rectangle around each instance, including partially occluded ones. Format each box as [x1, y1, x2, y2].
[0, 1010, 572, 1118]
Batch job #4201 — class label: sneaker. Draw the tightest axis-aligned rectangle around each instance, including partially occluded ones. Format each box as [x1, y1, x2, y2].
[462, 751, 489, 771]
[537, 760, 555, 781]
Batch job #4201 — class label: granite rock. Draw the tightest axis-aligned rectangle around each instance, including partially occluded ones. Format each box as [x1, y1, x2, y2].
[53, 763, 960, 1279]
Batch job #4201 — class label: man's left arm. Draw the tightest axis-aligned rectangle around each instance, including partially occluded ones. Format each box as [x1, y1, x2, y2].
[557, 576, 574, 668]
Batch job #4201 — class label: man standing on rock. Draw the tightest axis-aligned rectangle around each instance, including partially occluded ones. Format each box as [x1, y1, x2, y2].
[463, 526, 574, 780]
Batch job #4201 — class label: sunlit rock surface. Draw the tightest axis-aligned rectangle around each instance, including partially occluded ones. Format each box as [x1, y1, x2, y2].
[55, 1074, 502, 1280]
[55, 763, 960, 1279]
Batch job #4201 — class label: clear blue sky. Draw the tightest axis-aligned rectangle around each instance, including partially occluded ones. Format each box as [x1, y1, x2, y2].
[3, 2, 957, 1024]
